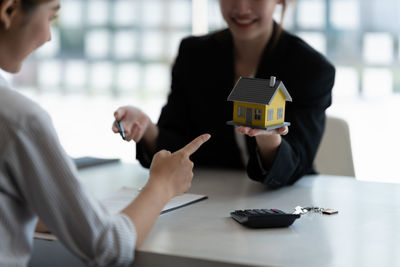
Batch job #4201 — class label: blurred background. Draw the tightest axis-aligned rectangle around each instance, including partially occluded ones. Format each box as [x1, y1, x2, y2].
[1, 0, 400, 182]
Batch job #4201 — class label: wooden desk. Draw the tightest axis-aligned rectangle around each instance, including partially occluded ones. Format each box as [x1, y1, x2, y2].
[29, 163, 400, 267]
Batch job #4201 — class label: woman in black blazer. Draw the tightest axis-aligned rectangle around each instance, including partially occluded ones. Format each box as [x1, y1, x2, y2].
[113, 0, 335, 188]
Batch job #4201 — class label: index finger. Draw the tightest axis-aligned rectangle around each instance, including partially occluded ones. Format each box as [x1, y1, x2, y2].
[114, 108, 126, 121]
[178, 134, 211, 156]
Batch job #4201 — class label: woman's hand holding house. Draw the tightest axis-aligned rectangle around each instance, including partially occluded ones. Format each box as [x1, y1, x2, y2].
[235, 125, 289, 137]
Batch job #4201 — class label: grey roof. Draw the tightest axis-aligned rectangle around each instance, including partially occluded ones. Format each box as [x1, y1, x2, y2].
[227, 77, 292, 105]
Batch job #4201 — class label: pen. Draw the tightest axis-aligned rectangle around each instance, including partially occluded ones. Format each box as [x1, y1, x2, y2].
[115, 121, 126, 140]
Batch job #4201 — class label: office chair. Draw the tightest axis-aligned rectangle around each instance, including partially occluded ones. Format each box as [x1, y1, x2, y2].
[314, 116, 355, 177]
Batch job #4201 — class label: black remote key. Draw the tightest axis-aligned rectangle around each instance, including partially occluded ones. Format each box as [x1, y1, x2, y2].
[230, 209, 300, 228]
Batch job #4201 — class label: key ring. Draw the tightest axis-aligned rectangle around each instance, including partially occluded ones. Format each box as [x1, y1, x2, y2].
[293, 206, 338, 215]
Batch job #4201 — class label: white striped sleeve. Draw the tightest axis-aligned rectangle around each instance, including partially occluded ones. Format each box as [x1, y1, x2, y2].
[6, 111, 136, 266]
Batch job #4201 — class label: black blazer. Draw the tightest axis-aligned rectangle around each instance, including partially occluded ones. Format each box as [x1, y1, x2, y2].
[137, 26, 335, 188]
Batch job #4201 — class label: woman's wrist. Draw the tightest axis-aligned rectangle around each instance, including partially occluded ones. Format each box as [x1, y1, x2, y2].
[144, 176, 173, 203]
[142, 122, 159, 154]
[255, 134, 281, 167]
[256, 134, 281, 149]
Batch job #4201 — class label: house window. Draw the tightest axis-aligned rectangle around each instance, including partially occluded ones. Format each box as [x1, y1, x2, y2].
[254, 109, 262, 120]
[267, 109, 274, 121]
[237, 105, 245, 118]
[277, 108, 283, 120]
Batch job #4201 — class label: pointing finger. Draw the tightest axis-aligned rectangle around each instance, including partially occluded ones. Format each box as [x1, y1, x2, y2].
[178, 134, 211, 156]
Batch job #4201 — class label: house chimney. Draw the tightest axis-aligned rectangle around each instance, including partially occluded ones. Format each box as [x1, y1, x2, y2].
[269, 76, 276, 87]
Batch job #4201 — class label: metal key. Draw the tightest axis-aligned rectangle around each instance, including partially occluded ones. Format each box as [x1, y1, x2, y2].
[293, 206, 338, 215]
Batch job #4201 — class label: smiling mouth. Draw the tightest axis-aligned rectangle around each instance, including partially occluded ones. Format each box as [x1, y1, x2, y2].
[232, 17, 258, 28]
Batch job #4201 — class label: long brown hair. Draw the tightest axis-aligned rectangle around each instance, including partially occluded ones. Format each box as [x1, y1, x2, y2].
[273, 0, 295, 46]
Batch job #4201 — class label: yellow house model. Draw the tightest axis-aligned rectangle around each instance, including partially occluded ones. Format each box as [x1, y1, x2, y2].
[227, 76, 292, 130]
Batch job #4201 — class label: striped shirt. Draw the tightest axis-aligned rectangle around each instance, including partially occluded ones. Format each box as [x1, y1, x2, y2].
[0, 74, 136, 266]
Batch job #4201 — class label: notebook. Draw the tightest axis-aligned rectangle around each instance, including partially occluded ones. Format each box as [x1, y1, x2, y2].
[34, 187, 207, 241]
[72, 156, 120, 169]
[102, 187, 207, 214]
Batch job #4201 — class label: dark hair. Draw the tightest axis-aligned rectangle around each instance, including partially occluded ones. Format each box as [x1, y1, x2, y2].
[273, 0, 295, 46]
[0, 0, 52, 13]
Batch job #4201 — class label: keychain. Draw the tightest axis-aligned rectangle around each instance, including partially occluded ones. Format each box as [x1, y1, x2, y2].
[293, 206, 338, 215]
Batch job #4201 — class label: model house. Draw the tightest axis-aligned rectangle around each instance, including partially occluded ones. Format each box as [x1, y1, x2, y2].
[227, 76, 292, 130]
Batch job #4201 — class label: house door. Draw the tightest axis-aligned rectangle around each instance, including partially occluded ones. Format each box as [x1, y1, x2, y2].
[246, 108, 252, 125]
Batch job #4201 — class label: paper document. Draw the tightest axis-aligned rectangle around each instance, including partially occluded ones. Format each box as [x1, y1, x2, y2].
[35, 187, 207, 241]
[101, 187, 207, 214]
